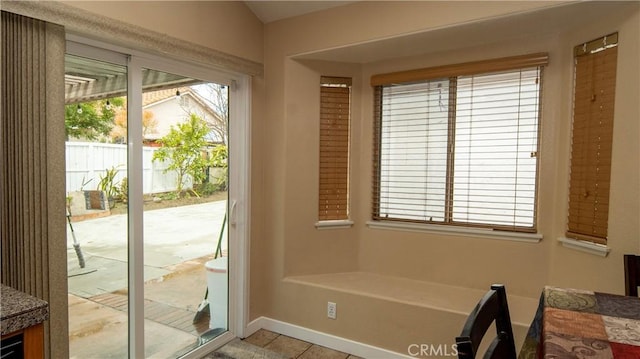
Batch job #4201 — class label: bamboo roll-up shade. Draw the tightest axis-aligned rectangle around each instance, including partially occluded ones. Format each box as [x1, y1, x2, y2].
[371, 53, 548, 86]
[319, 77, 351, 221]
[566, 42, 617, 244]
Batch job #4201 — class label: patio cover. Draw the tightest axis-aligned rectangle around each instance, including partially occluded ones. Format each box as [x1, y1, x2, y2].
[65, 54, 202, 104]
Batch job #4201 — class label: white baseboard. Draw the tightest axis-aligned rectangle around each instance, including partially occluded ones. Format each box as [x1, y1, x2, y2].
[244, 317, 413, 359]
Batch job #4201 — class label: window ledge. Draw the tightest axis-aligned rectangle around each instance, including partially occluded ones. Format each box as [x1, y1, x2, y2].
[557, 237, 611, 257]
[366, 220, 542, 243]
[315, 220, 354, 230]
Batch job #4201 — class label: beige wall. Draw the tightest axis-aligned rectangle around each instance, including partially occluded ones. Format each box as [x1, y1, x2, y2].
[55, 0, 640, 355]
[63, 1, 263, 63]
[259, 0, 640, 354]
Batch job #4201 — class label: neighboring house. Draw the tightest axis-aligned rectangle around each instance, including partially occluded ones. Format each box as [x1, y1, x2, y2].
[142, 86, 226, 146]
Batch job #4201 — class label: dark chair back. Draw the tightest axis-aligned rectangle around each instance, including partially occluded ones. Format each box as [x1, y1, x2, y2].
[456, 284, 516, 359]
[624, 254, 640, 297]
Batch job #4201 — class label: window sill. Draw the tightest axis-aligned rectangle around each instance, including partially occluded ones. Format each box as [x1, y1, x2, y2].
[366, 220, 542, 243]
[315, 220, 354, 230]
[557, 237, 611, 257]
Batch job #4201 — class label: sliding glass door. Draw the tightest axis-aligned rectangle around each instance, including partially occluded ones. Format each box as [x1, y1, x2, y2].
[139, 67, 230, 357]
[66, 39, 248, 358]
[65, 50, 131, 359]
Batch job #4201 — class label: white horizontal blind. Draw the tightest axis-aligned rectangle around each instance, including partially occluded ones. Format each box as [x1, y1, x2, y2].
[374, 67, 542, 231]
[378, 80, 449, 222]
[453, 69, 540, 229]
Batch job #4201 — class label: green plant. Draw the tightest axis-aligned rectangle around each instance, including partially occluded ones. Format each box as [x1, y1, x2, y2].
[152, 114, 215, 197]
[117, 177, 128, 203]
[195, 182, 219, 196]
[64, 98, 123, 141]
[160, 191, 180, 201]
[210, 144, 228, 191]
[98, 166, 121, 200]
[66, 195, 73, 211]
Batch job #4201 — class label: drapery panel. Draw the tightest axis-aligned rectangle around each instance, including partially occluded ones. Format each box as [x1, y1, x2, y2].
[1, 10, 67, 358]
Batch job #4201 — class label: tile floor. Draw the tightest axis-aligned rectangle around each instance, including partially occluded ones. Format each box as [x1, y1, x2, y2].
[242, 329, 363, 359]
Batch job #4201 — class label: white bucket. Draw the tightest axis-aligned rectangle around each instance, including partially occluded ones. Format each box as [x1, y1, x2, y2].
[204, 256, 228, 329]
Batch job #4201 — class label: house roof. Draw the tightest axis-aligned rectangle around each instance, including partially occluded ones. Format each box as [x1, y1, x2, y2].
[142, 86, 225, 143]
[143, 87, 220, 119]
[143, 87, 189, 107]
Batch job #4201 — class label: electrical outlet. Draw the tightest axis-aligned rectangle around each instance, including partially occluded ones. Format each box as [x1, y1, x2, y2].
[327, 301, 337, 319]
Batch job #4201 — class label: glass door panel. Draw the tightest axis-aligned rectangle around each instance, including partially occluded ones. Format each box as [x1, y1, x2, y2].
[66, 41, 239, 359]
[65, 53, 130, 358]
[139, 69, 229, 357]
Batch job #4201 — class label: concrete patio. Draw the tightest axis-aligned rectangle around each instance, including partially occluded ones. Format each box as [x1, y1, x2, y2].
[66, 200, 227, 358]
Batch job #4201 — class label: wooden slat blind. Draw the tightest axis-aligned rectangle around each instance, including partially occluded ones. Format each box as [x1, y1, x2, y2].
[371, 53, 549, 86]
[372, 55, 546, 232]
[567, 35, 618, 244]
[319, 77, 351, 221]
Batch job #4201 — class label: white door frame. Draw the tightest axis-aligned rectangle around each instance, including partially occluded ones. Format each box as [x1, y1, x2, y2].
[65, 36, 251, 358]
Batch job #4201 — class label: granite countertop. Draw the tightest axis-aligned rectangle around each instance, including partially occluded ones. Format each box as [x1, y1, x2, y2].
[1, 284, 49, 335]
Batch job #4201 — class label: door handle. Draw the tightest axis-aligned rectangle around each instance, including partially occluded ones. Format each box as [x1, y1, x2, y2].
[229, 200, 237, 226]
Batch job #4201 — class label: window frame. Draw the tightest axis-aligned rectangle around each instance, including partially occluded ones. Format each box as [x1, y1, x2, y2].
[371, 54, 548, 234]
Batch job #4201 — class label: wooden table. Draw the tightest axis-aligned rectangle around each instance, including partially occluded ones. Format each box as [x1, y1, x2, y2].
[519, 286, 640, 358]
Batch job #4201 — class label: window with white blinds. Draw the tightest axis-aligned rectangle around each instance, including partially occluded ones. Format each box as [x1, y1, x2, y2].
[372, 55, 546, 232]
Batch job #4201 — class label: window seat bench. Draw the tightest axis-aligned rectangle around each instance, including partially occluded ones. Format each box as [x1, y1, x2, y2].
[282, 271, 539, 355]
[285, 271, 538, 326]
